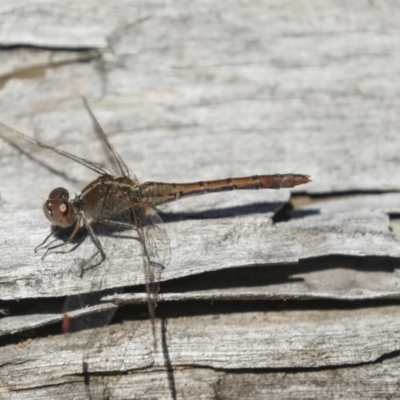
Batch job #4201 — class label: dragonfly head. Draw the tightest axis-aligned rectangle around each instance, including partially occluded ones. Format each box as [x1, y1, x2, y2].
[43, 187, 76, 228]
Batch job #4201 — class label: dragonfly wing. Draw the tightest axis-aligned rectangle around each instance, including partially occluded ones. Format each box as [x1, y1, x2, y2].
[62, 289, 121, 333]
[140, 206, 171, 288]
[0, 121, 112, 176]
[131, 203, 170, 342]
[82, 98, 135, 180]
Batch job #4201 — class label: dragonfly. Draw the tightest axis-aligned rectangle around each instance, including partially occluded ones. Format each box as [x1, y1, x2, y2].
[0, 99, 311, 343]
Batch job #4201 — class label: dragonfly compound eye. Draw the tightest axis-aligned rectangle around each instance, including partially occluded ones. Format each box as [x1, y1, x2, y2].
[48, 187, 69, 201]
[43, 198, 76, 228]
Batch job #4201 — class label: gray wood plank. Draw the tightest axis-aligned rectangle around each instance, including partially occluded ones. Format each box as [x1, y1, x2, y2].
[2, 306, 400, 398]
[1, 208, 399, 300]
[2, 252, 400, 336]
[0, 0, 399, 193]
[3, 363, 400, 400]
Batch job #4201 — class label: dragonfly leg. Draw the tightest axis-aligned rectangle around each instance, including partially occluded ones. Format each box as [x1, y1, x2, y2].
[34, 228, 60, 253]
[79, 215, 106, 277]
[38, 212, 105, 275]
[41, 217, 83, 260]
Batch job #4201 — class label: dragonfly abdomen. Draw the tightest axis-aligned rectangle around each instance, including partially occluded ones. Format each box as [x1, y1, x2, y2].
[139, 174, 310, 206]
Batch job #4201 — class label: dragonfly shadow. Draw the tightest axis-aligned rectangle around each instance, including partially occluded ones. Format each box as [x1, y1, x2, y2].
[38, 222, 141, 281]
[92, 221, 140, 241]
[161, 319, 177, 400]
[159, 201, 284, 223]
[44, 220, 140, 250]
[41, 225, 88, 255]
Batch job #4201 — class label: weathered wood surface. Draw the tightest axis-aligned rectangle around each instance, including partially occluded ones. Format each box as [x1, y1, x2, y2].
[1, 205, 400, 301]
[1, 0, 400, 398]
[2, 307, 400, 399]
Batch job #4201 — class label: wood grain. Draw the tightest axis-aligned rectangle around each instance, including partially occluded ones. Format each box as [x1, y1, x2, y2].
[0, 0, 400, 398]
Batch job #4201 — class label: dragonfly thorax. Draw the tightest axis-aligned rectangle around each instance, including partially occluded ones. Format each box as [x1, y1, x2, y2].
[43, 187, 77, 228]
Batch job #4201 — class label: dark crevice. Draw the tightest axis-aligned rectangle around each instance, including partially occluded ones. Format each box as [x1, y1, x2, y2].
[271, 201, 293, 223]
[0, 47, 102, 89]
[0, 44, 100, 52]
[18, 349, 400, 382]
[2, 296, 400, 349]
[296, 189, 400, 201]
[374, 349, 400, 364]
[210, 351, 400, 374]
[1, 255, 400, 345]
[154, 255, 400, 292]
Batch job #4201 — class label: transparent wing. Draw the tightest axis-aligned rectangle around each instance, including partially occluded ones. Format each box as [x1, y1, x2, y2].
[140, 206, 171, 287]
[93, 197, 170, 345]
[0, 121, 112, 176]
[131, 202, 170, 345]
[82, 97, 133, 179]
